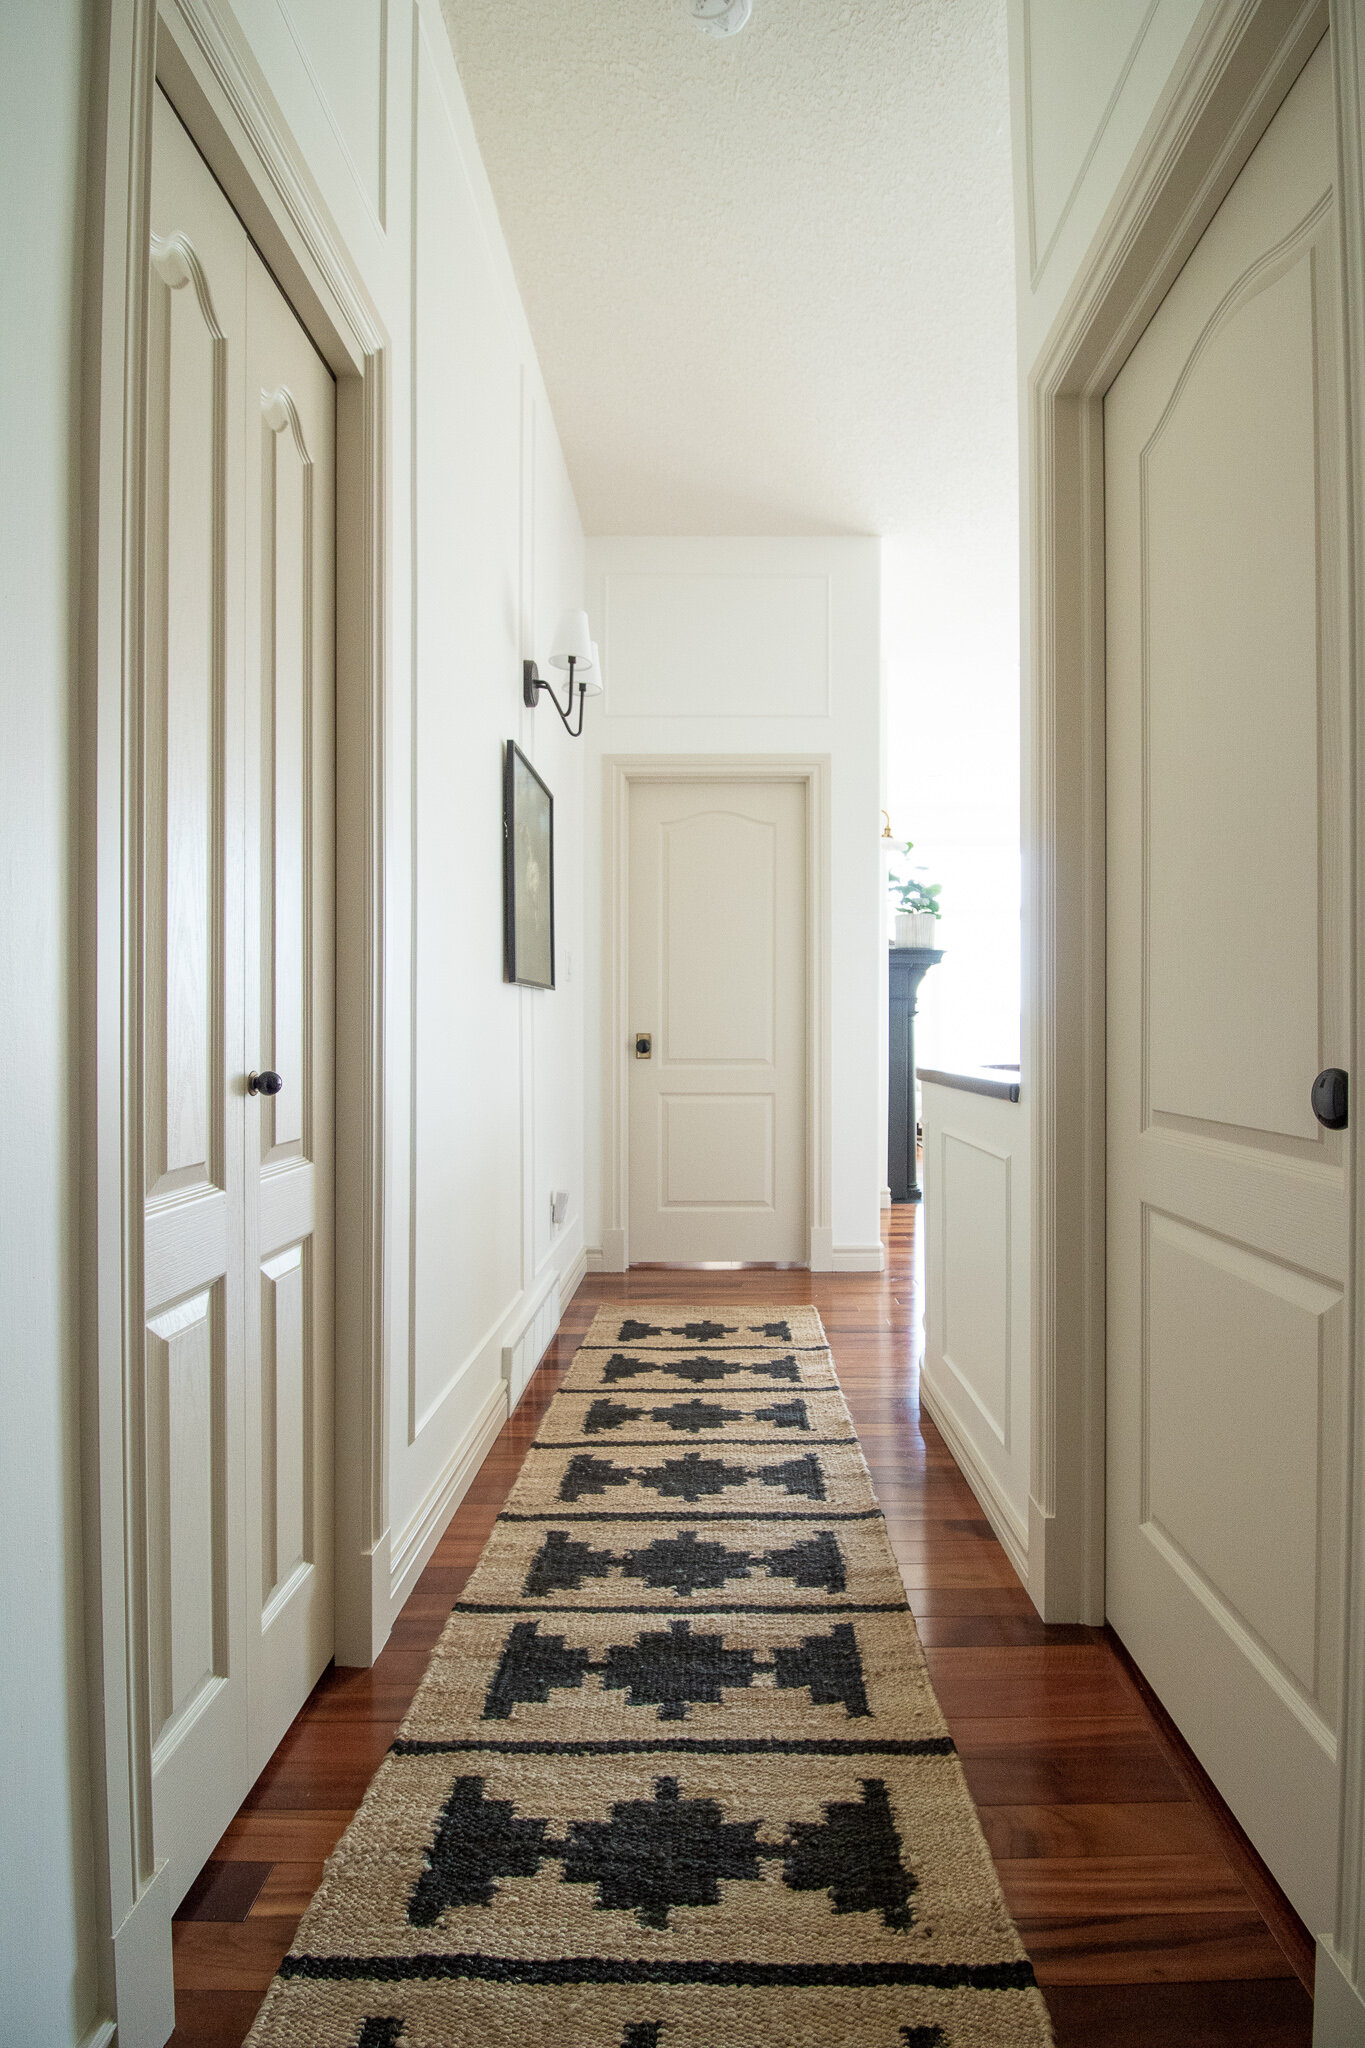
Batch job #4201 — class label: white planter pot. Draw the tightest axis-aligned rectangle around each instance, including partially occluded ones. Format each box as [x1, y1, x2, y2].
[894, 911, 941, 949]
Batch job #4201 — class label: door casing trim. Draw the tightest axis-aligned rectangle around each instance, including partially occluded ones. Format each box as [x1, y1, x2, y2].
[81, 2, 390, 2035]
[1025, 0, 1365, 1996]
[600, 756, 833, 1274]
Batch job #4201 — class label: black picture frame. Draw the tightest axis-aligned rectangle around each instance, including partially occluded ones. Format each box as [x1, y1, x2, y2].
[503, 741, 555, 989]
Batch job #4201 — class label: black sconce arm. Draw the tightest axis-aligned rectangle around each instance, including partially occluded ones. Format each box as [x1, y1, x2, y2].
[523, 657, 587, 738]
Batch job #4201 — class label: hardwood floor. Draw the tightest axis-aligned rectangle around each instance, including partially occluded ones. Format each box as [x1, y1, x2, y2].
[170, 1207, 1315, 2046]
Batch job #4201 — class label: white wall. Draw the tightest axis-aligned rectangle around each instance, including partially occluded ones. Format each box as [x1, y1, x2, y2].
[582, 537, 885, 1273]
[2, 1, 586, 2037]
[0, 7, 101, 2043]
[919, 1082, 1031, 1576]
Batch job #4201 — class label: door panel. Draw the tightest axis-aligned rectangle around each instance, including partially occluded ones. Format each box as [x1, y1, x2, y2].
[663, 811, 777, 1064]
[1141, 1213, 1341, 1705]
[1106, 39, 1346, 1927]
[145, 87, 249, 1905]
[628, 780, 806, 1263]
[243, 244, 335, 1777]
[145, 230, 230, 1198]
[145, 88, 335, 1903]
[145, 1287, 225, 1751]
[1142, 240, 1326, 1146]
[662, 1094, 775, 1206]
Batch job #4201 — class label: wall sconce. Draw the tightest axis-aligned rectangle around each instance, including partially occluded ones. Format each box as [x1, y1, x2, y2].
[523, 608, 603, 739]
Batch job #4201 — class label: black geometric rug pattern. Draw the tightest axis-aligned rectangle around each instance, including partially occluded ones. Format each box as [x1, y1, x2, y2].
[246, 1305, 1052, 2048]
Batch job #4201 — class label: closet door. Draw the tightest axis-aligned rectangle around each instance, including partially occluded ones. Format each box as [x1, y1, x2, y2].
[144, 88, 250, 1903]
[1106, 41, 1347, 1928]
[143, 89, 337, 1901]
[242, 246, 336, 1777]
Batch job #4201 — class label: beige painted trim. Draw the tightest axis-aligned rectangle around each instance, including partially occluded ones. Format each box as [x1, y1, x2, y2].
[1316, 1937, 1365, 2048]
[601, 756, 834, 1274]
[1024, 0, 1328, 1631]
[1325, 0, 1365, 2017]
[81, 4, 390, 2036]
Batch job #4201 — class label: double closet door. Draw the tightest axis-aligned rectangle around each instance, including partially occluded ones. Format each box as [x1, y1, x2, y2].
[143, 90, 336, 1905]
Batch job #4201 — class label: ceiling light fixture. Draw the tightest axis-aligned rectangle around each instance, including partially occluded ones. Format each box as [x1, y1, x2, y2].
[691, 0, 752, 37]
[523, 609, 603, 739]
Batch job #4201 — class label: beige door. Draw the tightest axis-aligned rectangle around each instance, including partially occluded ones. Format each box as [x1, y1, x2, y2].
[1106, 40, 1346, 1928]
[144, 90, 335, 1904]
[627, 778, 807, 1264]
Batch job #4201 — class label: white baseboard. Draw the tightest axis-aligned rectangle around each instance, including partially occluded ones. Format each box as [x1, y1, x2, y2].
[829, 1243, 885, 1273]
[1317, 1943, 1365, 2046]
[585, 1245, 605, 1272]
[78, 2019, 116, 2048]
[880, 1185, 892, 1209]
[559, 1243, 589, 1303]
[503, 1269, 562, 1411]
[388, 1379, 507, 1614]
[919, 1369, 1029, 1583]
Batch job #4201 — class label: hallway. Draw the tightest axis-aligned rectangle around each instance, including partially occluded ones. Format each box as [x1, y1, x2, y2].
[167, 1209, 1314, 2047]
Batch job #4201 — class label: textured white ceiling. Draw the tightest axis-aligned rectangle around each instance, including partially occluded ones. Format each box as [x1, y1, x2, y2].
[440, 0, 1018, 536]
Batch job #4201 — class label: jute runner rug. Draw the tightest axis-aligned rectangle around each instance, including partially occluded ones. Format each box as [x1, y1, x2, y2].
[248, 1305, 1052, 2047]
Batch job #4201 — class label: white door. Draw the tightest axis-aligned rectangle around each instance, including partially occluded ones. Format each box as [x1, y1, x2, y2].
[1106, 40, 1346, 1928]
[242, 237, 336, 1779]
[627, 778, 807, 1264]
[144, 90, 335, 1904]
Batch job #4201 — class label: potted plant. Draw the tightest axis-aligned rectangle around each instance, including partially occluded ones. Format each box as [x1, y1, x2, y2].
[888, 842, 942, 949]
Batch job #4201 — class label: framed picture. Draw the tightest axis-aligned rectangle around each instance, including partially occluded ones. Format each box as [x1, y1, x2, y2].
[503, 741, 555, 989]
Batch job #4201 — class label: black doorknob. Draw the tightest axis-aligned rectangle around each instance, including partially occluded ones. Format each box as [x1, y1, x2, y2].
[248, 1069, 284, 1098]
[1311, 1068, 1348, 1130]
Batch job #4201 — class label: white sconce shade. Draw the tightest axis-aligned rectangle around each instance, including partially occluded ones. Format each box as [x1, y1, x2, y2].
[523, 617, 599, 736]
[549, 608, 593, 672]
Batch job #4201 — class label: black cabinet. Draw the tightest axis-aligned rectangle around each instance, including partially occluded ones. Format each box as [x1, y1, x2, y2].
[888, 945, 943, 1202]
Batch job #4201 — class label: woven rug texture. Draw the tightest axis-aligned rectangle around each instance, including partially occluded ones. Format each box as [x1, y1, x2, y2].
[247, 1304, 1053, 2047]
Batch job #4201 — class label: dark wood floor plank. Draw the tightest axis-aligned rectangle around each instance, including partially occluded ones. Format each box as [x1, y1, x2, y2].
[173, 1861, 271, 1924]
[247, 1862, 327, 1918]
[977, 1801, 1220, 1861]
[167, 1992, 275, 2048]
[170, 1920, 294, 1991]
[1019, 1909, 1297, 1984]
[953, 1716, 1191, 1806]
[1044, 1977, 1313, 2046]
[213, 1812, 351, 1862]
[995, 1853, 1252, 1916]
